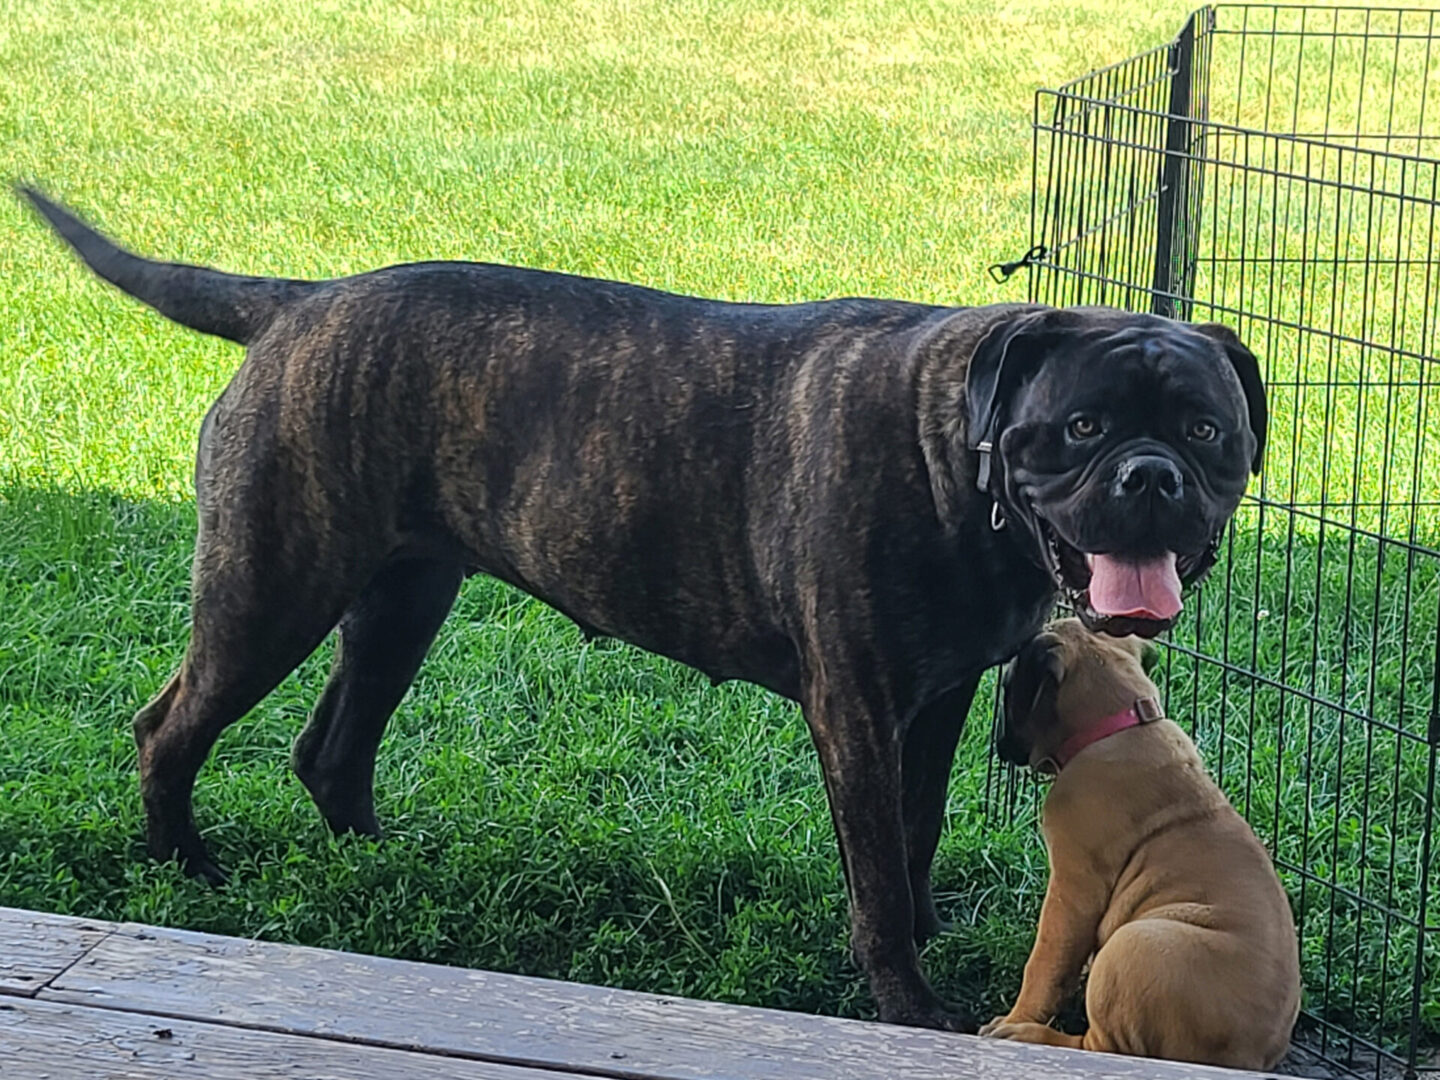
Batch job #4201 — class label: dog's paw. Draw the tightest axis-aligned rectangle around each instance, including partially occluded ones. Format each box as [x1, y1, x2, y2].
[981, 1021, 1027, 1040]
[878, 997, 977, 1034]
[913, 916, 956, 947]
[179, 851, 229, 888]
[934, 1006, 978, 1034]
[908, 1006, 977, 1034]
[911, 1008, 976, 1034]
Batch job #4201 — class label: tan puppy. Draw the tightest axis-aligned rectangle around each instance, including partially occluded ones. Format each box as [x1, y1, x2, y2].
[979, 618, 1300, 1070]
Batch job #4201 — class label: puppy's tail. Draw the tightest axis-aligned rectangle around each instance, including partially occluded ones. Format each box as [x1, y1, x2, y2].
[16, 185, 315, 346]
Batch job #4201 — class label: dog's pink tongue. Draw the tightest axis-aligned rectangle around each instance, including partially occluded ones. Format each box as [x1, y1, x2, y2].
[1085, 552, 1183, 620]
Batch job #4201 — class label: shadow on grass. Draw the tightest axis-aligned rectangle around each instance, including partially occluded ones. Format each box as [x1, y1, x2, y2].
[0, 483, 1042, 1021]
[13, 484, 1432, 1046]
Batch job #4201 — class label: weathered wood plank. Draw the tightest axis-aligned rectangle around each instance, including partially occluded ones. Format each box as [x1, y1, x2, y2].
[0, 907, 114, 998]
[0, 996, 597, 1080]
[43, 919, 1281, 1080]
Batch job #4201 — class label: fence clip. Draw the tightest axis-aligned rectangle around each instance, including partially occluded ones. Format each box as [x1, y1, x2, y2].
[988, 244, 1048, 284]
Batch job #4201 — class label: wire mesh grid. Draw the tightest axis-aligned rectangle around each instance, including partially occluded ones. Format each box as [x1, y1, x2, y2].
[985, 6, 1440, 1077]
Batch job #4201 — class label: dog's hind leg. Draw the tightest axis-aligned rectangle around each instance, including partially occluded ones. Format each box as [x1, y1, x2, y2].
[134, 584, 357, 884]
[133, 496, 376, 884]
[902, 676, 979, 945]
[1080, 918, 1285, 1068]
[292, 558, 463, 837]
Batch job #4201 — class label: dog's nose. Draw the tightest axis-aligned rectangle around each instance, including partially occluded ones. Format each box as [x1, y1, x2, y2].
[1114, 455, 1183, 501]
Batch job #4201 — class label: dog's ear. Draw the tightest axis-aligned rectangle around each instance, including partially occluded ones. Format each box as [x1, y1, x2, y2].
[998, 630, 1067, 764]
[1193, 322, 1268, 475]
[964, 310, 1063, 454]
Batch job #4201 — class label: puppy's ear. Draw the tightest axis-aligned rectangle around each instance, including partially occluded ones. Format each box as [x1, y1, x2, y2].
[998, 631, 1067, 764]
[1193, 322, 1268, 475]
[964, 310, 1064, 455]
[1139, 639, 1161, 675]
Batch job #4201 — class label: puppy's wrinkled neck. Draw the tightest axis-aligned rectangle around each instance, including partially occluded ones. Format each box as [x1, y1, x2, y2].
[1036, 647, 1159, 771]
[1041, 696, 1165, 773]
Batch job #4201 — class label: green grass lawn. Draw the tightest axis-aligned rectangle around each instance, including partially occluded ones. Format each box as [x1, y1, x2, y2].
[2, 0, 1437, 1057]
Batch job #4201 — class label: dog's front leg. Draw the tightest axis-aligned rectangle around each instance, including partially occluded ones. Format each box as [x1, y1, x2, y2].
[981, 844, 1108, 1033]
[804, 686, 972, 1032]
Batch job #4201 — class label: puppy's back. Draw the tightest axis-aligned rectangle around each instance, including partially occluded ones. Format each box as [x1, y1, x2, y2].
[1062, 720, 1300, 1068]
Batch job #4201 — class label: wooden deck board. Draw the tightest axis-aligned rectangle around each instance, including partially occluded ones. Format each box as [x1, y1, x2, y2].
[0, 906, 113, 999]
[0, 996, 594, 1080]
[30, 914, 1282, 1080]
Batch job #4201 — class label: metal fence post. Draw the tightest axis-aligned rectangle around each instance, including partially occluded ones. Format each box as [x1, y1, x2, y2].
[1151, 13, 1198, 320]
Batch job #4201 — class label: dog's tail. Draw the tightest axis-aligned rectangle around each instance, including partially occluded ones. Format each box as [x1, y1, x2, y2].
[17, 185, 315, 347]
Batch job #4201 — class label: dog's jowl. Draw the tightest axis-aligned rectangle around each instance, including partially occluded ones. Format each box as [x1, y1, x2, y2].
[20, 187, 1266, 1031]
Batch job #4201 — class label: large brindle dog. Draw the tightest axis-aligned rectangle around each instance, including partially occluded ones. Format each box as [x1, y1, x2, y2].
[20, 187, 1266, 1030]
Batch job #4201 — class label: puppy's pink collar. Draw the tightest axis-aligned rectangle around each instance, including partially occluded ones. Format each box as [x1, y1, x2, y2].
[1041, 696, 1165, 774]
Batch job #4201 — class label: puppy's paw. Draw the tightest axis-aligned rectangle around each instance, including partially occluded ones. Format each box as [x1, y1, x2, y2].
[981, 1021, 1033, 1041]
[979, 1012, 1038, 1037]
[978, 1015, 1010, 1038]
[981, 1020, 1076, 1047]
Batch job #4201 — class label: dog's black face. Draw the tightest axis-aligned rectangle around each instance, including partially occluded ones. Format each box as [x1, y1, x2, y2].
[967, 308, 1267, 639]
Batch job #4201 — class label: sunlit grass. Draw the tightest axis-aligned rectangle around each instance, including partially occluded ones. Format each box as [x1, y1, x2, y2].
[2, 0, 1437, 1054]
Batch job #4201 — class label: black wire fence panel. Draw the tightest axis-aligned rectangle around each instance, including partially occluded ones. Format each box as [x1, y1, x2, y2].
[988, 6, 1440, 1077]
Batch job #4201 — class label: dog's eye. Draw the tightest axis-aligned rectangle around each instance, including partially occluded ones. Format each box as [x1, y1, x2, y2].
[1189, 419, 1218, 442]
[1067, 416, 1100, 439]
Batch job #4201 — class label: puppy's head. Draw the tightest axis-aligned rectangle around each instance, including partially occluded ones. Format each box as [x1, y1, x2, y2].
[996, 617, 1161, 771]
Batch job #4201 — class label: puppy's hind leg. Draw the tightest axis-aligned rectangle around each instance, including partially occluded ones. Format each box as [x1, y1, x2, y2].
[1082, 919, 1284, 1069]
[292, 558, 464, 837]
